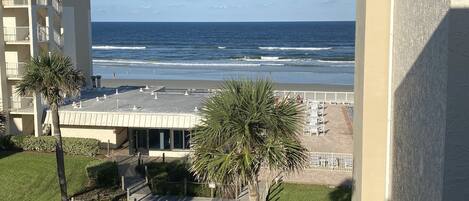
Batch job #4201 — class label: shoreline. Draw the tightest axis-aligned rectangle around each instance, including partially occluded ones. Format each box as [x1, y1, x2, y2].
[102, 79, 354, 92]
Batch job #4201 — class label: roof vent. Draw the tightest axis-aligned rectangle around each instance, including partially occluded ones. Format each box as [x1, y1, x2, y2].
[145, 85, 150, 90]
[115, 89, 119, 95]
[79, 101, 82, 108]
[194, 107, 199, 112]
[185, 90, 189, 96]
[72, 101, 78, 109]
[140, 88, 144, 92]
[154, 93, 158, 100]
[133, 105, 138, 111]
[151, 91, 155, 95]
[103, 94, 107, 99]
[96, 97, 100, 102]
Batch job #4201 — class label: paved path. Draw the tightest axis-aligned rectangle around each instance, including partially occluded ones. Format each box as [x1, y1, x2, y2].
[114, 155, 153, 201]
[113, 155, 255, 201]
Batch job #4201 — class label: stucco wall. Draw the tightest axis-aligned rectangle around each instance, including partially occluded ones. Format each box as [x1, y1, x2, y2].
[353, 0, 392, 200]
[60, 126, 126, 148]
[391, 0, 450, 200]
[62, 0, 92, 87]
[442, 4, 469, 200]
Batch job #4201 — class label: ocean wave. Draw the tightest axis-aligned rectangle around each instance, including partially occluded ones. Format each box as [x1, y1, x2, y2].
[317, 60, 355, 64]
[236, 56, 294, 62]
[218, 46, 227, 49]
[259, 47, 332, 51]
[93, 59, 278, 67]
[92, 46, 147, 50]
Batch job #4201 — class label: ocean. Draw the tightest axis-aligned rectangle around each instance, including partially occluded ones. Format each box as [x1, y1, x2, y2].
[92, 22, 355, 85]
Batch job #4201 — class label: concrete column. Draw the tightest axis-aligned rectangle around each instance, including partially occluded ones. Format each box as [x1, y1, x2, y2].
[0, 5, 11, 134]
[29, 5, 39, 56]
[353, 0, 392, 200]
[29, 5, 44, 137]
[46, 3, 56, 51]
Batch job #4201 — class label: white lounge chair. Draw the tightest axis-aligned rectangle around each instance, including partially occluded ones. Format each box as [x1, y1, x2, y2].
[328, 157, 339, 169]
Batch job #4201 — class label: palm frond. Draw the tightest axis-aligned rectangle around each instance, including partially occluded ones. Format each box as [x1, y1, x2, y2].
[191, 79, 307, 192]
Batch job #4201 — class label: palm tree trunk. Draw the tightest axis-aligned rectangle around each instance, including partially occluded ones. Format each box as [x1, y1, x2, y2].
[51, 103, 68, 201]
[248, 178, 259, 201]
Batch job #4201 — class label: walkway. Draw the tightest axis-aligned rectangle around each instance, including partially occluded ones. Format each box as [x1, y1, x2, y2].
[113, 155, 153, 201]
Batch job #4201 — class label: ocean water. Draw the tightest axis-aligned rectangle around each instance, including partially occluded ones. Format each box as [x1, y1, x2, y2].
[92, 22, 355, 85]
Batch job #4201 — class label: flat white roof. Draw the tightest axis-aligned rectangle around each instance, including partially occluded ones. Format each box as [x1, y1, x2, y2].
[44, 86, 209, 128]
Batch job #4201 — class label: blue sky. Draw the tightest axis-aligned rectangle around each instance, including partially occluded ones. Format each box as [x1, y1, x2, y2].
[91, 0, 355, 22]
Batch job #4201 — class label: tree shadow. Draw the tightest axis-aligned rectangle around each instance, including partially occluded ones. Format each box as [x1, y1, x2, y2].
[0, 150, 22, 160]
[266, 180, 284, 201]
[328, 179, 352, 201]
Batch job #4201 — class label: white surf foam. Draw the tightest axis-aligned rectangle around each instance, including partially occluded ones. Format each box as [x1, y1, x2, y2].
[317, 60, 355, 64]
[237, 56, 294, 62]
[218, 46, 227, 49]
[259, 47, 332, 51]
[92, 46, 147, 50]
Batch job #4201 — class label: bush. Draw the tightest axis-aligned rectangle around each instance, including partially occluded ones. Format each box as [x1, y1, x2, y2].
[0, 135, 13, 150]
[1, 135, 100, 157]
[86, 160, 119, 187]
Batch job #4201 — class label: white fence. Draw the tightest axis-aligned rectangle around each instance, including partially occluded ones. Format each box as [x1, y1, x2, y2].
[308, 152, 353, 172]
[274, 91, 354, 104]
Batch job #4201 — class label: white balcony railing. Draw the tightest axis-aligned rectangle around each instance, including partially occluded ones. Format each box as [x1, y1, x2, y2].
[2, 0, 28, 6]
[308, 152, 353, 172]
[6, 62, 26, 78]
[53, 29, 63, 47]
[3, 27, 30, 42]
[10, 96, 34, 112]
[275, 90, 355, 104]
[52, 0, 62, 14]
[37, 25, 48, 42]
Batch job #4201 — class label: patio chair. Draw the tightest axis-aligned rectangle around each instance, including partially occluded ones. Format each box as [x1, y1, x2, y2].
[311, 156, 321, 168]
[328, 157, 339, 169]
[344, 158, 353, 169]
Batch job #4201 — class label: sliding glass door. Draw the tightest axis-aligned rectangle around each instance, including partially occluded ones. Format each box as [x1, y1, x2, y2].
[149, 129, 170, 150]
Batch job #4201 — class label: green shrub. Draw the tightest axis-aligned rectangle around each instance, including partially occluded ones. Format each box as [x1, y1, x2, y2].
[86, 160, 118, 187]
[0, 135, 13, 150]
[2, 135, 100, 157]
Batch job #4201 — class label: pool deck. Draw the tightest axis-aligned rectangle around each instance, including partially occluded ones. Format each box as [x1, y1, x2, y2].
[301, 104, 353, 154]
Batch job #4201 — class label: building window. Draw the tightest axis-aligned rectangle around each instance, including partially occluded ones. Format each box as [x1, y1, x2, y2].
[149, 129, 160, 149]
[184, 130, 191, 149]
[149, 129, 170, 150]
[174, 130, 184, 149]
[173, 130, 191, 150]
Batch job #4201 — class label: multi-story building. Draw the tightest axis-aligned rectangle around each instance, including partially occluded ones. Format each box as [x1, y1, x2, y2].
[0, 0, 92, 137]
[353, 0, 469, 200]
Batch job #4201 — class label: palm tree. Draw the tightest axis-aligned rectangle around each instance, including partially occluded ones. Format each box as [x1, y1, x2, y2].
[190, 79, 308, 201]
[17, 52, 85, 201]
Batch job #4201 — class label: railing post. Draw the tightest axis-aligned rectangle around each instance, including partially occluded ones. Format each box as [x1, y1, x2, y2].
[107, 139, 111, 157]
[137, 152, 141, 166]
[121, 176, 125, 191]
[126, 188, 130, 201]
[145, 165, 149, 184]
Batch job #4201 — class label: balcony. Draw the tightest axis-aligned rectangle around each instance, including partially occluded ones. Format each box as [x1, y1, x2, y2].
[52, 0, 62, 14]
[37, 25, 48, 42]
[10, 96, 34, 114]
[6, 62, 26, 79]
[2, 0, 29, 7]
[3, 27, 30, 43]
[53, 29, 63, 48]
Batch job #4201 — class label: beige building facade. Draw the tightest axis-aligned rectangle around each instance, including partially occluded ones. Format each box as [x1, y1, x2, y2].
[0, 0, 92, 137]
[354, 0, 469, 200]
